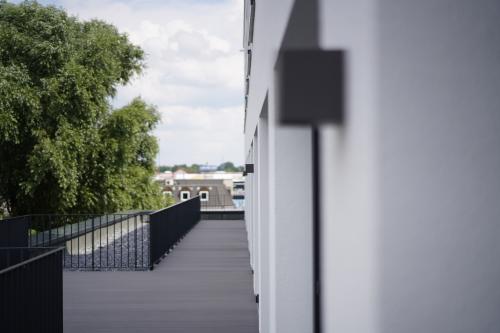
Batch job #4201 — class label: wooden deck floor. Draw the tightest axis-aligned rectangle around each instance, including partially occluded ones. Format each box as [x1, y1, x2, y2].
[63, 220, 258, 333]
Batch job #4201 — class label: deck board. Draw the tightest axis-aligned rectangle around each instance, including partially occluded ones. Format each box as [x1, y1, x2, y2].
[63, 220, 258, 333]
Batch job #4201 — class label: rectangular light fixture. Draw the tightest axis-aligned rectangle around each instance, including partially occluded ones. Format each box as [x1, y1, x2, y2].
[276, 49, 345, 125]
[245, 164, 254, 174]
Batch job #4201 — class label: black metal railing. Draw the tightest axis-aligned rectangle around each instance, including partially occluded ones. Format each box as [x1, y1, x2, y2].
[0, 247, 64, 333]
[0, 199, 202, 271]
[0, 213, 151, 270]
[150, 196, 200, 268]
[25, 213, 151, 270]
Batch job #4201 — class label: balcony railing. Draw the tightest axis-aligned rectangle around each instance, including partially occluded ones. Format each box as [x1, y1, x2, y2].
[197, 188, 245, 220]
[150, 196, 201, 267]
[0, 247, 64, 333]
[24, 213, 151, 270]
[0, 198, 202, 332]
[0, 197, 201, 271]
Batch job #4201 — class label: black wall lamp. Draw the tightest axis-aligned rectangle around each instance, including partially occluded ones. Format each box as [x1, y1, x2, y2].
[276, 49, 345, 125]
[243, 164, 254, 176]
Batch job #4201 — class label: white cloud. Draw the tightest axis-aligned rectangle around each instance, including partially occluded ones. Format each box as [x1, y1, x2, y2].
[53, 0, 244, 165]
[156, 105, 244, 165]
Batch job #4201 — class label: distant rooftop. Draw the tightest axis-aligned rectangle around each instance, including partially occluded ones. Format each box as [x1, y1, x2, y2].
[154, 171, 244, 182]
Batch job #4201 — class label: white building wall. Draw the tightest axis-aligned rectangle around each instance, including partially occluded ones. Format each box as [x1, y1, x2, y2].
[378, 1, 500, 332]
[244, 0, 315, 332]
[268, 93, 314, 333]
[245, 145, 254, 272]
[247, 87, 314, 333]
[247, 1, 500, 333]
[319, 0, 500, 332]
[318, 1, 379, 332]
[257, 113, 270, 333]
[253, 131, 260, 296]
[244, 0, 295, 144]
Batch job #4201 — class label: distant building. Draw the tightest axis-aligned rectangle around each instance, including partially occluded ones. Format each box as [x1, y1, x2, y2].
[155, 170, 245, 209]
[199, 164, 218, 173]
[164, 179, 234, 209]
[233, 179, 245, 198]
[232, 179, 245, 209]
[173, 169, 188, 180]
[154, 171, 174, 185]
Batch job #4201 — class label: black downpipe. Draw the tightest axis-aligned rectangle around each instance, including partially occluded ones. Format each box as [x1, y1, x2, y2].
[312, 127, 322, 333]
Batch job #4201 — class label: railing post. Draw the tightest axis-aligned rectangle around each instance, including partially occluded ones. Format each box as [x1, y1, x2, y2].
[134, 215, 137, 269]
[48, 216, 53, 246]
[149, 213, 154, 270]
[91, 217, 94, 270]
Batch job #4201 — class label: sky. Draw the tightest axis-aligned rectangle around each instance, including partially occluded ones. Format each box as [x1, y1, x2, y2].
[13, 0, 245, 166]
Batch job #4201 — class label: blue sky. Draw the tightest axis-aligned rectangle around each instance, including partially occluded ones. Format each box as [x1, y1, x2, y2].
[11, 0, 244, 166]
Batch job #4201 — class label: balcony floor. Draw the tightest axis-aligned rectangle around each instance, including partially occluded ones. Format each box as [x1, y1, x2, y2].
[63, 219, 258, 333]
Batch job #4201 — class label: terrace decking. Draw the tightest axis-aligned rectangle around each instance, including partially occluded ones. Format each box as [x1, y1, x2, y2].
[63, 219, 258, 333]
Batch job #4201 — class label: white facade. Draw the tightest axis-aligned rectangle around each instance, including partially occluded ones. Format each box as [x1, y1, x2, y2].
[244, 1, 500, 332]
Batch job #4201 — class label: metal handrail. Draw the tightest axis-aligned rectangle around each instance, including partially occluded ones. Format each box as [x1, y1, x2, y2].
[0, 201, 203, 271]
[0, 247, 64, 274]
[149, 196, 201, 269]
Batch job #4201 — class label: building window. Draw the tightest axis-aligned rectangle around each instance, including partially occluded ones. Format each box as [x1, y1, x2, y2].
[163, 191, 173, 197]
[180, 191, 190, 201]
[199, 191, 209, 202]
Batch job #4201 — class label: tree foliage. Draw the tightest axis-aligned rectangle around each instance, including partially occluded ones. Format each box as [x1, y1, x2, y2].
[217, 162, 243, 172]
[0, 1, 164, 215]
[170, 164, 200, 173]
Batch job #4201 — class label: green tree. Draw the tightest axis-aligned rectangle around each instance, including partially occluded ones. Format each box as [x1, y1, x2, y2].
[0, 1, 163, 215]
[188, 164, 200, 173]
[158, 165, 172, 173]
[163, 193, 176, 208]
[169, 164, 199, 173]
[217, 161, 242, 172]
